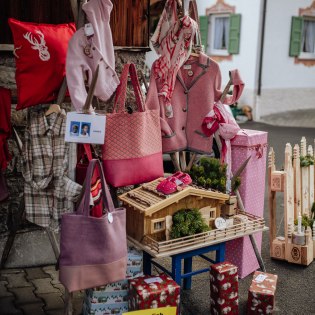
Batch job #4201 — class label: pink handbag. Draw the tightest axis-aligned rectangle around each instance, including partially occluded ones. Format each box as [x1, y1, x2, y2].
[102, 63, 164, 187]
[59, 159, 127, 292]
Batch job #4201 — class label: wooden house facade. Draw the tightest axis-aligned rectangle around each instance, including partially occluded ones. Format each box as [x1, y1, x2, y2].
[119, 179, 229, 242]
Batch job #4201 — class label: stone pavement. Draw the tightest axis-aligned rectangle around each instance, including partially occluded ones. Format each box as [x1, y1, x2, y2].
[260, 108, 315, 128]
[0, 266, 83, 315]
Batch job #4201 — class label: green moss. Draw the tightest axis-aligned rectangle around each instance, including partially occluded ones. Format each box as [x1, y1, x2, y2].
[300, 155, 314, 167]
[170, 209, 210, 239]
[189, 157, 232, 193]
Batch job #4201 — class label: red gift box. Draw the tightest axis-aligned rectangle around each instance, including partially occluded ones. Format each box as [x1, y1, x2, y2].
[209, 262, 239, 315]
[247, 271, 278, 314]
[128, 274, 180, 314]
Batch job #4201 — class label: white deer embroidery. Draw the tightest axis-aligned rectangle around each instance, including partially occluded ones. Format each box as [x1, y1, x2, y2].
[23, 30, 50, 61]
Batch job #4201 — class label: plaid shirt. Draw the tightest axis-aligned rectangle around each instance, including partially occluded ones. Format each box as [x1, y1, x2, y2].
[23, 109, 81, 231]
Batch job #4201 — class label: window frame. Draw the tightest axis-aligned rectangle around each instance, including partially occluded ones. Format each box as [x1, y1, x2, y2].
[208, 13, 230, 57]
[299, 17, 315, 60]
[151, 218, 166, 234]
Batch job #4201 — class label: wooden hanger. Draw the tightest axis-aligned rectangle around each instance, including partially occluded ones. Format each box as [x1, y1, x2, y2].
[45, 104, 61, 116]
[82, 63, 99, 113]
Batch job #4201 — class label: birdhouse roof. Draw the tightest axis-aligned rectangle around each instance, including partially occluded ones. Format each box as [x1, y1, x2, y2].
[119, 178, 229, 216]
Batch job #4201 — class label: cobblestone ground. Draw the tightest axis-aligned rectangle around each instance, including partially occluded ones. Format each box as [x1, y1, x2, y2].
[0, 267, 83, 315]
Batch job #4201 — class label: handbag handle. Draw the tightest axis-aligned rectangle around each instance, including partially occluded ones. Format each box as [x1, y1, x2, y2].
[113, 63, 145, 113]
[77, 144, 95, 162]
[77, 159, 115, 216]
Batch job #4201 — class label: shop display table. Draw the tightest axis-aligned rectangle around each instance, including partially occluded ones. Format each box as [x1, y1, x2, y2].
[143, 242, 226, 290]
[128, 218, 268, 290]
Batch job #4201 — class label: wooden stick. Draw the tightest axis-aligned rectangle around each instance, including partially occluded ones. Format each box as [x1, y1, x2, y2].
[179, 151, 187, 171]
[170, 152, 181, 172]
[185, 153, 197, 172]
[293, 144, 301, 220]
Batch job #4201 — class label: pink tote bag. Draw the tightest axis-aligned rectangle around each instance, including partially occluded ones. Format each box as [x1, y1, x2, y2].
[59, 159, 127, 292]
[102, 63, 164, 187]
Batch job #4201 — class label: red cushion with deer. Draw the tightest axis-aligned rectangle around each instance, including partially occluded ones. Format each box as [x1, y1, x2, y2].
[8, 18, 76, 110]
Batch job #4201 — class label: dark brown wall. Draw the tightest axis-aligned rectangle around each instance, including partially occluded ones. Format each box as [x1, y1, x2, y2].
[110, 0, 149, 47]
[0, 0, 74, 44]
[1, 0, 150, 47]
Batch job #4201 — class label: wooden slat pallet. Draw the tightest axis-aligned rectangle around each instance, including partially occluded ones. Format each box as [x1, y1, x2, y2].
[269, 138, 315, 266]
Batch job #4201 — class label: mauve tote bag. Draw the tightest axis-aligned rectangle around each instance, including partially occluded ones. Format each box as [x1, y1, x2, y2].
[102, 63, 164, 187]
[59, 159, 127, 292]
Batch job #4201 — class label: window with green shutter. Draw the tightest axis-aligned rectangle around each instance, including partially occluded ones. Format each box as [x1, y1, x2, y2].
[200, 13, 241, 57]
[290, 16, 315, 60]
[289, 16, 303, 57]
[199, 16, 209, 51]
[228, 14, 241, 54]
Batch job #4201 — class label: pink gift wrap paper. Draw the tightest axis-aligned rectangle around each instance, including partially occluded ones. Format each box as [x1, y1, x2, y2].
[225, 129, 268, 278]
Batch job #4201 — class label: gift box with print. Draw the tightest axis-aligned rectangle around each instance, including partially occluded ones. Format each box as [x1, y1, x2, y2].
[83, 301, 128, 315]
[128, 274, 180, 314]
[225, 129, 268, 278]
[247, 271, 278, 315]
[209, 261, 239, 315]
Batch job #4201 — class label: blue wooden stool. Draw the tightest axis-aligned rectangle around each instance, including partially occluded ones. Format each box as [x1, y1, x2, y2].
[143, 242, 226, 290]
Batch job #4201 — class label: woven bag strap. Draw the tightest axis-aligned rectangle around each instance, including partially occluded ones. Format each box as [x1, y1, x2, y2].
[77, 159, 115, 216]
[114, 63, 145, 113]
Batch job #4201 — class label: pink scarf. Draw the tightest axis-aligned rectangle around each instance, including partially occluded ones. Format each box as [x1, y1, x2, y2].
[202, 70, 244, 190]
[151, 0, 198, 118]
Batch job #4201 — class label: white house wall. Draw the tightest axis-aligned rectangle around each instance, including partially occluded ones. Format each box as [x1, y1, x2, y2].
[196, 0, 262, 91]
[146, 0, 315, 119]
[259, 0, 315, 117]
[146, 0, 263, 113]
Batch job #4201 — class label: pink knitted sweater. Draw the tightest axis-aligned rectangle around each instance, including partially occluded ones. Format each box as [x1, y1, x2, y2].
[66, 0, 119, 111]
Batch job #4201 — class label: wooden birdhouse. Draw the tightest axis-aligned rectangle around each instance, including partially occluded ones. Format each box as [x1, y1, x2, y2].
[119, 178, 229, 242]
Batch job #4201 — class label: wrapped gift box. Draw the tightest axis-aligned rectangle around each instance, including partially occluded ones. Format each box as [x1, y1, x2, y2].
[128, 274, 180, 314]
[209, 262, 239, 315]
[83, 301, 128, 315]
[226, 129, 268, 278]
[247, 271, 278, 314]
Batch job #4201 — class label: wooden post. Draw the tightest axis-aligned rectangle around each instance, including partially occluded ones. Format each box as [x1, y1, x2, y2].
[300, 137, 309, 215]
[308, 145, 314, 215]
[268, 147, 277, 256]
[293, 144, 301, 220]
[284, 143, 294, 260]
[165, 215, 173, 241]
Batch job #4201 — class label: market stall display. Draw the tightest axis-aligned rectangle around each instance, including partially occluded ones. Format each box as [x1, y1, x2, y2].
[1, 0, 279, 314]
[268, 138, 315, 265]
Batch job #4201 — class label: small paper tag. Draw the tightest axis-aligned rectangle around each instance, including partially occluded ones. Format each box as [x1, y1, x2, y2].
[255, 274, 267, 283]
[183, 64, 192, 70]
[215, 217, 227, 230]
[108, 213, 113, 224]
[84, 23, 94, 36]
[144, 277, 163, 284]
[89, 192, 94, 206]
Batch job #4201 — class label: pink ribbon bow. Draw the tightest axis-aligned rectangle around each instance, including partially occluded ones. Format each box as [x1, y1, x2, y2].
[202, 101, 240, 187]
